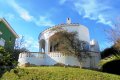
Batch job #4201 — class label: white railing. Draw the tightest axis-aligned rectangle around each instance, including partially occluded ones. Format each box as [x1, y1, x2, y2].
[19, 51, 100, 58]
[19, 52, 44, 58]
[48, 52, 64, 57]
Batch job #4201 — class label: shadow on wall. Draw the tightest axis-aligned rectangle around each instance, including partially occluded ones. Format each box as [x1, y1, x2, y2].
[44, 54, 58, 65]
[102, 60, 120, 75]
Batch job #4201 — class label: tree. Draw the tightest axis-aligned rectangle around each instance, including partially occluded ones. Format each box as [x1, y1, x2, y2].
[0, 46, 17, 77]
[14, 36, 25, 49]
[2, 36, 29, 62]
[13, 36, 29, 61]
[101, 46, 119, 59]
[106, 24, 120, 50]
[0, 36, 29, 77]
[50, 27, 89, 68]
[100, 22, 120, 74]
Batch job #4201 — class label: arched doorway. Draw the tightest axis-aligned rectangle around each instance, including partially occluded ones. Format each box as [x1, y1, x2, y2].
[40, 39, 45, 53]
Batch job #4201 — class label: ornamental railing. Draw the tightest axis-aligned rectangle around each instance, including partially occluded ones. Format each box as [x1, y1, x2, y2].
[19, 50, 100, 58]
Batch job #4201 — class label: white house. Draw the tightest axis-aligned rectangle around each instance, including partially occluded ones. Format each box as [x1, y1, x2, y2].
[18, 18, 101, 68]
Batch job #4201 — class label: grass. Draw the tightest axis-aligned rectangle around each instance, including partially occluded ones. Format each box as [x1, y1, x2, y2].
[1, 66, 120, 80]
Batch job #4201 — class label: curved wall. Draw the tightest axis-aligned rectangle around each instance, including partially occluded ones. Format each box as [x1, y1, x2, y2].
[63, 25, 90, 42]
[39, 24, 90, 42]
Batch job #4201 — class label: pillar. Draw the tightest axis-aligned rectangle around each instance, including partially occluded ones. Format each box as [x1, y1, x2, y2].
[45, 39, 49, 54]
[39, 42, 42, 52]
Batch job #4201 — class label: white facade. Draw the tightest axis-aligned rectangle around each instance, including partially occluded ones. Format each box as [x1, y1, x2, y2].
[18, 18, 101, 68]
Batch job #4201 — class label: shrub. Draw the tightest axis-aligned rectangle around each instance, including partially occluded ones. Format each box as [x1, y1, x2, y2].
[54, 63, 65, 67]
[99, 54, 120, 75]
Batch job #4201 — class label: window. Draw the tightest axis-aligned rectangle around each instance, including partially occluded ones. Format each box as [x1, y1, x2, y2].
[0, 31, 2, 35]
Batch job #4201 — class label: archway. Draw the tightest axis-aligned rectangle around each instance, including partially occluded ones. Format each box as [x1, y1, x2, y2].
[40, 39, 45, 53]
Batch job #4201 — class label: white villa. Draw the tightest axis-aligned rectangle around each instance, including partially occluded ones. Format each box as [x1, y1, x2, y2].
[18, 18, 101, 68]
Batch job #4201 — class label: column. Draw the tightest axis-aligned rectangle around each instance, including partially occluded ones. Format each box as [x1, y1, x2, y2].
[45, 39, 49, 54]
[39, 42, 42, 52]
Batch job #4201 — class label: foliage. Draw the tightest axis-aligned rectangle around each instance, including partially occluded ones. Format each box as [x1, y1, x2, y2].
[101, 23, 120, 74]
[13, 36, 29, 61]
[0, 36, 29, 68]
[1, 67, 120, 80]
[14, 36, 25, 49]
[106, 23, 120, 50]
[102, 60, 120, 75]
[0, 36, 29, 77]
[99, 54, 120, 66]
[99, 54, 120, 75]
[0, 46, 17, 76]
[54, 63, 65, 67]
[0, 46, 17, 66]
[50, 27, 90, 68]
[101, 46, 119, 59]
[13, 48, 29, 61]
[50, 31, 78, 55]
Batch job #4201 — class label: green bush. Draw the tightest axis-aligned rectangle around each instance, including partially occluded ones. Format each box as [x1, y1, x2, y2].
[54, 63, 65, 67]
[0, 46, 17, 77]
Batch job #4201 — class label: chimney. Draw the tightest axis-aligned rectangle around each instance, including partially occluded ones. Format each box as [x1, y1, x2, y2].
[66, 18, 71, 24]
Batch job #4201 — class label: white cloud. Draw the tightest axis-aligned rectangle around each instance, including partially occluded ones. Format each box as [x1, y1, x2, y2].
[73, 0, 114, 27]
[35, 16, 54, 27]
[8, 0, 33, 22]
[7, 0, 54, 27]
[97, 15, 113, 27]
[20, 11, 33, 21]
[59, 0, 66, 5]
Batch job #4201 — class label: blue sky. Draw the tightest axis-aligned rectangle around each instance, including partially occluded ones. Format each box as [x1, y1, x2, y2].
[0, 0, 119, 52]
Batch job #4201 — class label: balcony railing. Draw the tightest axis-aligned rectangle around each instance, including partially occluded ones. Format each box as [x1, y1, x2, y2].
[19, 52, 45, 58]
[19, 51, 100, 59]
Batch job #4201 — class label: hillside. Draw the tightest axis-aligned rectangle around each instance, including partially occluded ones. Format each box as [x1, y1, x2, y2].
[1, 67, 120, 80]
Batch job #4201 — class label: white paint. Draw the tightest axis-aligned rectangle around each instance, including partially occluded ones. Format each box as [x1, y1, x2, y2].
[66, 18, 71, 24]
[90, 40, 100, 52]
